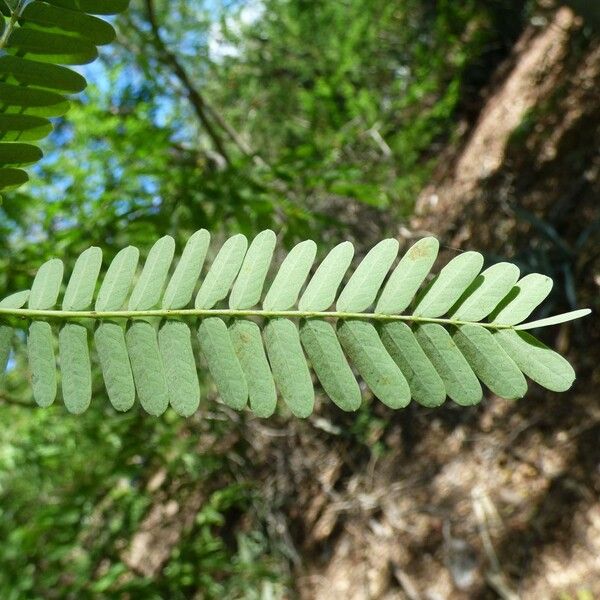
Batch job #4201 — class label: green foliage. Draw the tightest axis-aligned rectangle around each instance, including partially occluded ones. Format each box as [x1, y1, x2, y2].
[0, 230, 589, 416]
[0, 0, 530, 243]
[0, 404, 283, 598]
[0, 0, 129, 191]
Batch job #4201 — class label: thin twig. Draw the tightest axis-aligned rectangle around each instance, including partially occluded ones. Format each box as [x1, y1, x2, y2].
[144, 0, 230, 164]
[0, 0, 28, 50]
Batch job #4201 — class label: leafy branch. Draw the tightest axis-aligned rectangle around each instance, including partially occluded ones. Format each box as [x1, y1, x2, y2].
[0, 0, 130, 191]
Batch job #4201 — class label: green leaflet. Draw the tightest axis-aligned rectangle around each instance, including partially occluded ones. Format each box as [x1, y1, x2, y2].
[29, 258, 64, 309]
[336, 238, 399, 312]
[0, 83, 70, 117]
[197, 317, 248, 410]
[0, 114, 53, 141]
[490, 273, 553, 325]
[6, 28, 98, 65]
[515, 308, 592, 330]
[162, 229, 210, 309]
[94, 323, 135, 412]
[263, 240, 317, 310]
[415, 323, 482, 406]
[230, 319, 277, 417]
[28, 321, 57, 407]
[299, 241, 354, 311]
[0, 143, 43, 166]
[95, 246, 139, 311]
[62, 246, 102, 310]
[21, 2, 116, 45]
[0, 168, 28, 189]
[264, 318, 314, 417]
[128, 236, 175, 311]
[337, 320, 410, 409]
[0, 290, 30, 309]
[495, 329, 575, 392]
[59, 323, 91, 413]
[158, 321, 200, 417]
[300, 318, 361, 412]
[414, 251, 484, 318]
[195, 234, 248, 309]
[380, 321, 445, 407]
[376, 237, 439, 315]
[0, 56, 86, 93]
[229, 230, 276, 310]
[449, 262, 520, 321]
[0, 291, 30, 377]
[126, 321, 169, 416]
[453, 324, 527, 399]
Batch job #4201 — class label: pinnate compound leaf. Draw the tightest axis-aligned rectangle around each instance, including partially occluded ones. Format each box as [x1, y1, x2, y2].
[0, 0, 130, 192]
[0, 229, 590, 417]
